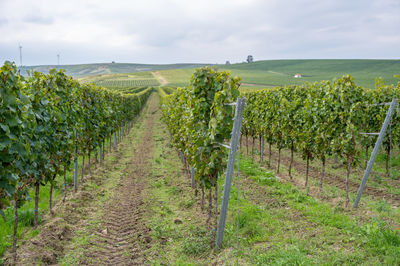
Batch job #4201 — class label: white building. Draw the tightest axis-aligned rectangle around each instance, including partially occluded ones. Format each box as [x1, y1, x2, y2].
[294, 73, 302, 78]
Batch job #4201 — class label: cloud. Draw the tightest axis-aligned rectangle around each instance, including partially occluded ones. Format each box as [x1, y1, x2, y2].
[0, 0, 398, 65]
[23, 14, 54, 25]
[0, 18, 7, 27]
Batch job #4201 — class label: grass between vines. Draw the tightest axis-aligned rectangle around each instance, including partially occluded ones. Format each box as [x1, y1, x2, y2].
[0, 182, 60, 259]
[146, 109, 400, 264]
[58, 112, 149, 265]
[0, 129, 128, 262]
[144, 103, 214, 264]
[244, 138, 400, 225]
[0, 146, 103, 259]
[232, 156, 400, 265]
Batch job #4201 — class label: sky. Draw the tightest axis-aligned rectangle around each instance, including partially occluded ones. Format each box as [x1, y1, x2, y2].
[0, 0, 399, 65]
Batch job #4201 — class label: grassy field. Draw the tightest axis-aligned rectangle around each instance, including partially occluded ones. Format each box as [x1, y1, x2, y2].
[148, 59, 400, 90]
[156, 68, 197, 87]
[220, 59, 400, 89]
[79, 72, 160, 88]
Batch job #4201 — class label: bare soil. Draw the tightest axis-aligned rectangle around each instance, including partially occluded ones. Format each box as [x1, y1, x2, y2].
[84, 96, 157, 265]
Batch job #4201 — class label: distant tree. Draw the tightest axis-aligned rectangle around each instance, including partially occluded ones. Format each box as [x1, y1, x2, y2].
[225, 61, 230, 65]
[111, 61, 116, 64]
[247, 55, 253, 63]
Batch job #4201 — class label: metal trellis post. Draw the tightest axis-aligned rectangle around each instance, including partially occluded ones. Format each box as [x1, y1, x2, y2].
[99, 144, 102, 165]
[353, 99, 398, 208]
[216, 96, 246, 249]
[74, 145, 78, 192]
[191, 167, 196, 188]
[260, 134, 264, 162]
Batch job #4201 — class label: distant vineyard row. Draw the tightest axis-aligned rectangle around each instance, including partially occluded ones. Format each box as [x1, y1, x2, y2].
[95, 79, 160, 88]
[117, 86, 150, 94]
[242, 75, 400, 205]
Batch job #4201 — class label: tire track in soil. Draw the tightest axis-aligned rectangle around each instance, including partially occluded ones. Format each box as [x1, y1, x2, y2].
[85, 97, 157, 265]
[243, 139, 400, 206]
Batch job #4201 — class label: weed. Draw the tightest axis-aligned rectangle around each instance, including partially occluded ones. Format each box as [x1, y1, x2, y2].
[390, 169, 400, 180]
[362, 220, 400, 248]
[254, 172, 276, 186]
[154, 180, 163, 188]
[150, 218, 173, 239]
[251, 245, 315, 266]
[168, 186, 179, 195]
[290, 192, 309, 203]
[180, 196, 196, 209]
[60, 248, 85, 265]
[163, 176, 171, 185]
[372, 172, 382, 184]
[181, 227, 211, 255]
[7, 209, 37, 227]
[159, 205, 173, 216]
[333, 200, 345, 213]
[376, 199, 391, 213]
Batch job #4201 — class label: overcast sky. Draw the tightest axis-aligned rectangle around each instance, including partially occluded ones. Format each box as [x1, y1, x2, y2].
[0, 0, 399, 65]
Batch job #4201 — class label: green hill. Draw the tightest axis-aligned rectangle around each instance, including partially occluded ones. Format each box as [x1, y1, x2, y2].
[219, 59, 400, 89]
[19, 60, 400, 89]
[18, 62, 209, 78]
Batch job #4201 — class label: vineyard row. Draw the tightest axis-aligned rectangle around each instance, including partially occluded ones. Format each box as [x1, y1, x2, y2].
[242, 75, 400, 204]
[0, 61, 152, 261]
[160, 67, 241, 231]
[160, 70, 400, 210]
[95, 79, 160, 88]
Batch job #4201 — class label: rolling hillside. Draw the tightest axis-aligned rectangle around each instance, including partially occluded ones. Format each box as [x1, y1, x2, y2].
[220, 59, 400, 89]
[19, 60, 400, 89]
[154, 59, 400, 89]
[18, 62, 209, 78]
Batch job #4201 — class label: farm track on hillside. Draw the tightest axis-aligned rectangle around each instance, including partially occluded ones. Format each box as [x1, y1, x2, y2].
[152, 72, 168, 86]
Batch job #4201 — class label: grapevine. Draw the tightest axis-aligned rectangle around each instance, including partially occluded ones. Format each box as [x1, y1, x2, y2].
[0, 61, 153, 261]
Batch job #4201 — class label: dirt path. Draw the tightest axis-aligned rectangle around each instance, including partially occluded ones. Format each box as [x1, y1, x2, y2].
[152, 71, 168, 86]
[84, 96, 157, 265]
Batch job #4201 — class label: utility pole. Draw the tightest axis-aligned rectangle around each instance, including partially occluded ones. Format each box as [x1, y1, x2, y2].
[19, 45, 22, 67]
[57, 54, 60, 66]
